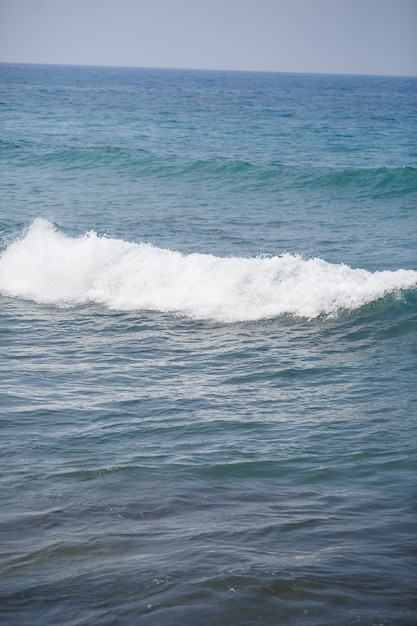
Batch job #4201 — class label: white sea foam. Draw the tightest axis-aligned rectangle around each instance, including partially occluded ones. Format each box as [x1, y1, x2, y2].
[0, 219, 416, 322]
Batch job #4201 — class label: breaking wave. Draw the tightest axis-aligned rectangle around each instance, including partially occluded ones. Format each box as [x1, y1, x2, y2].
[0, 219, 416, 322]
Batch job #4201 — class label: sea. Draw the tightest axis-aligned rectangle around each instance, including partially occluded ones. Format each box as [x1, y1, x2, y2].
[0, 63, 416, 626]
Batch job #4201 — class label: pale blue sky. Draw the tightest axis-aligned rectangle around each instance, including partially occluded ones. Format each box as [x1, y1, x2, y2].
[1, 0, 416, 76]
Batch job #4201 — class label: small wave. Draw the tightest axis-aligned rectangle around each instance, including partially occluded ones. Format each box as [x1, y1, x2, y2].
[176, 161, 417, 198]
[303, 165, 417, 197]
[0, 219, 416, 322]
[11, 142, 417, 198]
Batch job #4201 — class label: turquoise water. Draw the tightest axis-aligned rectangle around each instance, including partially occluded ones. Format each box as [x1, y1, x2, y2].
[1, 64, 417, 625]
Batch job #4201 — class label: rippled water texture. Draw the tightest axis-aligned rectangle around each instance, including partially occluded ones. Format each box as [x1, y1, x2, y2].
[1, 64, 417, 625]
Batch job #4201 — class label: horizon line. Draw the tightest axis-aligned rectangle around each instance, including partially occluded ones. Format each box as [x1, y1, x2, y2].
[1, 60, 416, 80]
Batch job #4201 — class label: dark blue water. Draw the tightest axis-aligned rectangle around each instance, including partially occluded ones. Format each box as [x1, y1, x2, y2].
[1, 63, 417, 625]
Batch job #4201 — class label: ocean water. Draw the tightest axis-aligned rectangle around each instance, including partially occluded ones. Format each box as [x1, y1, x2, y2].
[0, 63, 417, 625]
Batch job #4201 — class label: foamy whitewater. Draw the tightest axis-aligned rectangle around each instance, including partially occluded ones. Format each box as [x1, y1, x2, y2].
[1, 218, 416, 321]
[1, 64, 417, 626]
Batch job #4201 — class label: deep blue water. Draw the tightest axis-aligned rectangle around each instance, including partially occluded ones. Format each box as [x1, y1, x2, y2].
[0, 63, 417, 625]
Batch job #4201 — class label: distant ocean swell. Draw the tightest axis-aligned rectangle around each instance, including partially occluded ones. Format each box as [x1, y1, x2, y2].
[8, 144, 417, 197]
[0, 219, 416, 322]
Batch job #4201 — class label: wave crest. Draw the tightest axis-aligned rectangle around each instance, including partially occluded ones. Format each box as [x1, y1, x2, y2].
[0, 219, 416, 322]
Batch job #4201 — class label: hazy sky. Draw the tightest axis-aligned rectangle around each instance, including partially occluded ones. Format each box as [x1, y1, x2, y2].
[1, 0, 416, 76]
